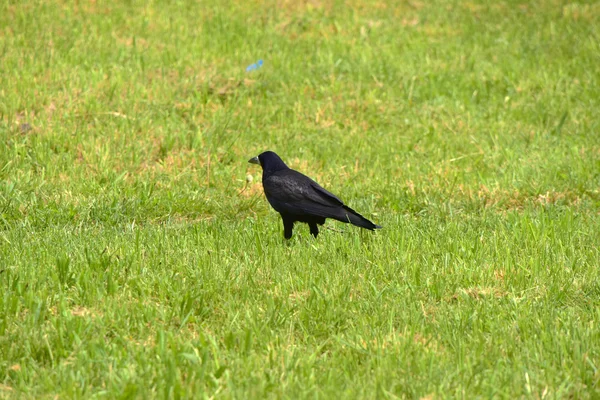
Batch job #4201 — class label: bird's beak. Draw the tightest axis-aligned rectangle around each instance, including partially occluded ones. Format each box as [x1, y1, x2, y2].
[248, 156, 260, 165]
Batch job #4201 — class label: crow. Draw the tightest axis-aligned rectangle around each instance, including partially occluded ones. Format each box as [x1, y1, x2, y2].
[248, 151, 381, 239]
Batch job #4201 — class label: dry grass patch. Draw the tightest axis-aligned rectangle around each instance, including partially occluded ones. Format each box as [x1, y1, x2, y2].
[71, 306, 102, 318]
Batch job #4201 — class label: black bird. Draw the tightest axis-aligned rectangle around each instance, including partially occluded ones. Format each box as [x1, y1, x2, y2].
[248, 151, 381, 239]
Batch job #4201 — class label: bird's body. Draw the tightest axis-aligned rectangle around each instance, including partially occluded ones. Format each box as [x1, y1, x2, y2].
[249, 151, 381, 239]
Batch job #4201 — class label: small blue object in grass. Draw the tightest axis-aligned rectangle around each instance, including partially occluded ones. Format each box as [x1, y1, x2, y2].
[246, 59, 263, 72]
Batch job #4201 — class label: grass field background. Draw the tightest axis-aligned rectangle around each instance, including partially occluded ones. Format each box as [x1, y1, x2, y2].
[1, 0, 600, 398]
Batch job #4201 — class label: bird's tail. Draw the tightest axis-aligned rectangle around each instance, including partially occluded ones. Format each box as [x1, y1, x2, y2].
[333, 206, 382, 230]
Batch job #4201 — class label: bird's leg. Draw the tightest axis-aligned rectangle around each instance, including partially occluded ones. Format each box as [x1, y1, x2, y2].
[281, 215, 294, 239]
[309, 222, 319, 238]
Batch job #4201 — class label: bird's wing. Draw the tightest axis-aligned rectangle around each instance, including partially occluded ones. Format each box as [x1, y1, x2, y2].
[263, 171, 345, 217]
[262, 168, 381, 230]
[309, 182, 344, 206]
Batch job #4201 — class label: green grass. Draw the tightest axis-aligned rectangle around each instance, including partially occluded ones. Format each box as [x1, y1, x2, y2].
[1, 0, 600, 397]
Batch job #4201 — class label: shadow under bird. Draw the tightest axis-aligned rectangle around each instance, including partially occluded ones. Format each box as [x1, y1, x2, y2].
[248, 151, 382, 239]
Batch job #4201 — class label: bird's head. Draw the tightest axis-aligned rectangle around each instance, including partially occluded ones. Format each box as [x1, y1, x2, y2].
[248, 151, 289, 173]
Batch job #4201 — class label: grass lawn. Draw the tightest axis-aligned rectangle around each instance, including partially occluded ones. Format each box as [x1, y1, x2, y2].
[1, 0, 600, 398]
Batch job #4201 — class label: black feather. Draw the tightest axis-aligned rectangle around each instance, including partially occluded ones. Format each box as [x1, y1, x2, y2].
[249, 151, 381, 239]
